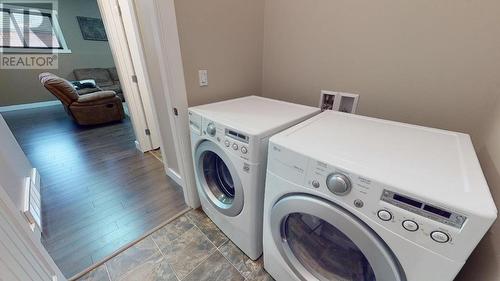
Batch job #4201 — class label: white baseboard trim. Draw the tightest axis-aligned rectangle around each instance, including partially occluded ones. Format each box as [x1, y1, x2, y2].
[0, 100, 61, 113]
[166, 168, 184, 187]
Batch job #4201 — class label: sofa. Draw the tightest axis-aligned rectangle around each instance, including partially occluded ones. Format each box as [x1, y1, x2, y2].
[73, 67, 124, 101]
[39, 72, 125, 126]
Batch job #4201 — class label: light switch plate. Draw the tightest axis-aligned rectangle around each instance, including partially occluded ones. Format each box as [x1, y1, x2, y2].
[198, 70, 208, 87]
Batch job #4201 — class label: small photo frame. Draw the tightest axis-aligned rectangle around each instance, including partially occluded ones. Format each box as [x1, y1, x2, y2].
[319, 90, 359, 113]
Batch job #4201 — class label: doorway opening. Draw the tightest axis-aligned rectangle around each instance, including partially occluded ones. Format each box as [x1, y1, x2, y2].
[0, 0, 188, 278]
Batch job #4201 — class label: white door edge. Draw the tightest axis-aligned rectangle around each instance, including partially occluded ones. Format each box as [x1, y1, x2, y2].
[97, 0, 153, 153]
[115, 0, 162, 150]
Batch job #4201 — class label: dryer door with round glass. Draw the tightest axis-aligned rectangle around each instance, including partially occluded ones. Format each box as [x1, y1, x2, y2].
[270, 195, 406, 281]
[195, 140, 244, 216]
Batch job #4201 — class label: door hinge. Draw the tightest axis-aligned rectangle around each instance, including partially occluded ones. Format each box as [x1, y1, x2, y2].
[145, 129, 151, 135]
[131, 75, 138, 83]
[173, 107, 179, 116]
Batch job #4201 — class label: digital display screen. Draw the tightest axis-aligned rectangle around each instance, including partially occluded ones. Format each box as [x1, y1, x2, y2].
[227, 130, 248, 141]
[393, 194, 423, 208]
[424, 205, 452, 219]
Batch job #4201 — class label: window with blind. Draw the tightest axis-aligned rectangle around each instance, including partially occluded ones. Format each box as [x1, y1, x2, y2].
[0, 5, 69, 52]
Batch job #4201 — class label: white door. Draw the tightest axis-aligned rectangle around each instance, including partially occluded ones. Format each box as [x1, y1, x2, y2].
[0, 115, 65, 281]
[116, 0, 162, 150]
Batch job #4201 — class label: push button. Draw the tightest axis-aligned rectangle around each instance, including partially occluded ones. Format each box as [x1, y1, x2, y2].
[402, 220, 419, 232]
[311, 180, 320, 188]
[232, 143, 239, 150]
[224, 140, 230, 147]
[377, 210, 392, 221]
[431, 231, 450, 243]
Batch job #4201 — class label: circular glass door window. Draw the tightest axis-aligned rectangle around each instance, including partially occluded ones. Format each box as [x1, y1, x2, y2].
[282, 213, 376, 281]
[202, 151, 235, 205]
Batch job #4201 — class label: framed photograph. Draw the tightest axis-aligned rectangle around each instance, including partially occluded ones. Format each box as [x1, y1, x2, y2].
[77, 16, 108, 41]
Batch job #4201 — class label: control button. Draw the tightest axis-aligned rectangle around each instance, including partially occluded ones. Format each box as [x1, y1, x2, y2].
[354, 199, 364, 208]
[326, 173, 352, 196]
[206, 123, 216, 137]
[224, 140, 230, 147]
[431, 231, 450, 243]
[402, 220, 419, 232]
[241, 146, 248, 154]
[311, 180, 320, 188]
[377, 210, 392, 221]
[232, 143, 238, 150]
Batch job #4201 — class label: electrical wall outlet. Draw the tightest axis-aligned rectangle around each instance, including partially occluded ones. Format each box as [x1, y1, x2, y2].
[319, 90, 359, 113]
[198, 70, 208, 87]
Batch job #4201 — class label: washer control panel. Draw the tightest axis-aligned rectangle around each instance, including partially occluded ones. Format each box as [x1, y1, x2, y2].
[196, 117, 251, 161]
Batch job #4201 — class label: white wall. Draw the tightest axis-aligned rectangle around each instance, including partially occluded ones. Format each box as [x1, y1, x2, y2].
[0, 114, 32, 214]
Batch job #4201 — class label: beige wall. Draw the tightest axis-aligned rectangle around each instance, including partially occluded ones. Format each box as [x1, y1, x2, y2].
[455, 97, 500, 280]
[174, 0, 265, 106]
[261, 0, 500, 144]
[0, 0, 115, 106]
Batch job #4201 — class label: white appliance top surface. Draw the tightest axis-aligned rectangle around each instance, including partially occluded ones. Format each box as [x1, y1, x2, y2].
[189, 96, 319, 136]
[270, 111, 496, 216]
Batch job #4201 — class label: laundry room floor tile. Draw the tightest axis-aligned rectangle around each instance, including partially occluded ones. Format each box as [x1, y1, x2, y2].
[183, 251, 245, 281]
[115, 254, 177, 281]
[219, 240, 262, 278]
[77, 208, 274, 281]
[159, 226, 216, 279]
[185, 208, 229, 247]
[105, 237, 159, 280]
[151, 215, 194, 244]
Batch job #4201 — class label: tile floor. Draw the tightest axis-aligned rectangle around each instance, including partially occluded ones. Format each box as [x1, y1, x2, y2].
[77, 208, 274, 281]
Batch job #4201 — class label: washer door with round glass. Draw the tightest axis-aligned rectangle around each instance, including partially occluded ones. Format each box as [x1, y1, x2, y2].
[271, 195, 406, 281]
[195, 140, 244, 217]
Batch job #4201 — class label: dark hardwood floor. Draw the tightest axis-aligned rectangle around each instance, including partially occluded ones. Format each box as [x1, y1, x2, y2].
[2, 105, 188, 278]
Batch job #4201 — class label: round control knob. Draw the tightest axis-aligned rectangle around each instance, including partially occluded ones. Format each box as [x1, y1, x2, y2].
[241, 146, 248, 154]
[402, 220, 419, 232]
[224, 140, 230, 147]
[377, 210, 392, 221]
[326, 173, 352, 196]
[232, 143, 238, 150]
[206, 123, 216, 136]
[431, 231, 450, 243]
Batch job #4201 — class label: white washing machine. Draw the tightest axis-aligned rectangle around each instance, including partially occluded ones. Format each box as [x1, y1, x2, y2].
[263, 111, 497, 281]
[189, 96, 319, 259]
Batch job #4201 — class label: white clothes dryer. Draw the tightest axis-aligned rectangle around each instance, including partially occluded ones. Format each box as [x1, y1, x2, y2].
[189, 96, 319, 259]
[263, 111, 497, 281]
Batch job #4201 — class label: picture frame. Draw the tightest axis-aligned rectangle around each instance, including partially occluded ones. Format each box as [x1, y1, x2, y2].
[76, 16, 108, 41]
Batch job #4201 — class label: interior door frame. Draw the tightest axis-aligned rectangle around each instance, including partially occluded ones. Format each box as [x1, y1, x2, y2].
[97, 0, 200, 208]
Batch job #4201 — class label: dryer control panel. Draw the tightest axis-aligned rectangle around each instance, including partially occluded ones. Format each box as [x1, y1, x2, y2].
[380, 190, 466, 229]
[297, 156, 470, 260]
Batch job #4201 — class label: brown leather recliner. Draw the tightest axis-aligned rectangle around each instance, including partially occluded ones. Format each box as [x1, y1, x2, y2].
[39, 72, 125, 126]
